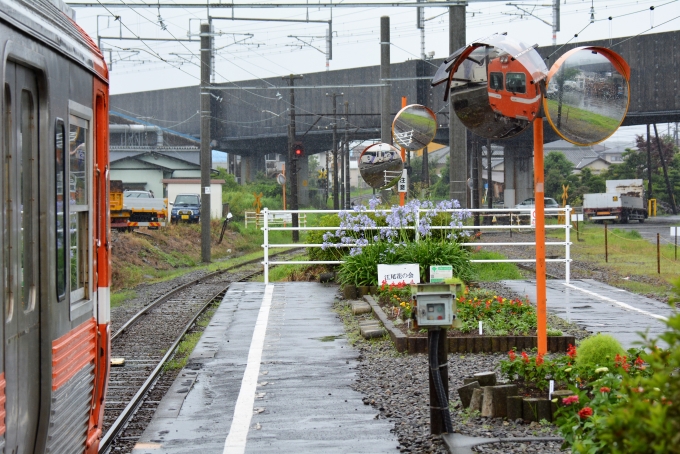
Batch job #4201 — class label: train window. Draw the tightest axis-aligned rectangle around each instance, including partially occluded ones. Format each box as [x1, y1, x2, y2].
[489, 72, 503, 91]
[69, 115, 89, 303]
[55, 119, 66, 301]
[505, 73, 526, 94]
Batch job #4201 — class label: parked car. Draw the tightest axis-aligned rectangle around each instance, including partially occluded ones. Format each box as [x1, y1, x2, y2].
[124, 190, 155, 198]
[170, 193, 201, 223]
[515, 197, 559, 209]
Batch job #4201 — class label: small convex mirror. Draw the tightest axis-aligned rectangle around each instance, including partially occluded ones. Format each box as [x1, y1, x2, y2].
[544, 46, 630, 146]
[358, 142, 404, 189]
[392, 104, 437, 151]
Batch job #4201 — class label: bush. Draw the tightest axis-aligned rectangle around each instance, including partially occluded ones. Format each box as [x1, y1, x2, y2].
[337, 243, 387, 286]
[306, 214, 342, 261]
[393, 239, 472, 284]
[575, 334, 625, 367]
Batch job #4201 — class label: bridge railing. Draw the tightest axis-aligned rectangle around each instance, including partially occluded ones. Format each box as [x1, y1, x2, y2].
[261, 206, 572, 285]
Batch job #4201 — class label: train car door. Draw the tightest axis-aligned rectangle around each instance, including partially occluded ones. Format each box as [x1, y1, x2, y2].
[3, 62, 41, 453]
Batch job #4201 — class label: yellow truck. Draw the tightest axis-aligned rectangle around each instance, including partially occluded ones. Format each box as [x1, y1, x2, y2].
[110, 180, 168, 230]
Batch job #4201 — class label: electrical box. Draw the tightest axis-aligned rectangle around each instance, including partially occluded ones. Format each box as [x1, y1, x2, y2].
[411, 283, 462, 328]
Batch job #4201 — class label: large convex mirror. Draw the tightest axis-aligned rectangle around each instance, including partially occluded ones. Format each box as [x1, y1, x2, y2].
[392, 104, 437, 151]
[545, 47, 630, 146]
[358, 143, 404, 189]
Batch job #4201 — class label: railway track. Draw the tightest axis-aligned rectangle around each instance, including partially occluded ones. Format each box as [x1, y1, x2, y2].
[99, 250, 302, 453]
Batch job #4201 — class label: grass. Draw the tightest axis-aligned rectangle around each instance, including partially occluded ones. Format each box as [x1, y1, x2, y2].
[551, 223, 679, 297]
[110, 289, 137, 309]
[470, 250, 523, 282]
[164, 302, 219, 371]
[251, 261, 307, 282]
[545, 98, 621, 132]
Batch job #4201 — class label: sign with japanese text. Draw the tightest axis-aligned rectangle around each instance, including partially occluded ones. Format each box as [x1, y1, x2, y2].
[378, 263, 420, 285]
[429, 265, 453, 283]
[397, 169, 408, 193]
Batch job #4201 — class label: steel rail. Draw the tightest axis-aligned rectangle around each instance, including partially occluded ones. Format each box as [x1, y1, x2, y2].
[111, 249, 300, 340]
[99, 284, 233, 453]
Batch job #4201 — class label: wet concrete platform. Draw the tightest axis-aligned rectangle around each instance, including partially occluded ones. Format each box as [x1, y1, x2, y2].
[131, 282, 398, 454]
[501, 279, 673, 349]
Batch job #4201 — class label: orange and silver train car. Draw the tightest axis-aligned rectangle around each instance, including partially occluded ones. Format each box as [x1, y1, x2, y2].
[487, 54, 542, 122]
[0, 1, 110, 452]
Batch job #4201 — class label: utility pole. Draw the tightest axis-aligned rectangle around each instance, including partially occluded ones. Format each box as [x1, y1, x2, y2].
[200, 22, 212, 263]
[653, 123, 677, 214]
[327, 92, 343, 209]
[284, 74, 303, 241]
[344, 101, 351, 208]
[647, 124, 653, 200]
[380, 16, 391, 144]
[449, 5, 467, 206]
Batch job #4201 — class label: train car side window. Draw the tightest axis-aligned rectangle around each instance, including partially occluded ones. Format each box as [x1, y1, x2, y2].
[505, 73, 526, 94]
[55, 119, 66, 301]
[489, 72, 503, 91]
[69, 115, 89, 304]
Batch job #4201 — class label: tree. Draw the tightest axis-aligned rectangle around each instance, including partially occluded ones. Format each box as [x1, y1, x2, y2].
[544, 152, 574, 200]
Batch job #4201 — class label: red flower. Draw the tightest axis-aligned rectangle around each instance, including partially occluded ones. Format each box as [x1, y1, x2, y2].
[521, 351, 530, 364]
[578, 407, 593, 419]
[508, 350, 517, 361]
[536, 353, 544, 366]
[635, 356, 644, 367]
[562, 395, 579, 405]
[600, 387, 611, 393]
[566, 344, 577, 359]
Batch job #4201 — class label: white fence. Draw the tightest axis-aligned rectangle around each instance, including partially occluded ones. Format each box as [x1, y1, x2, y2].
[261, 207, 572, 284]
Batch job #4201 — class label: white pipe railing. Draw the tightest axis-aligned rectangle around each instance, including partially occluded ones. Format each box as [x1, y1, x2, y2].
[261, 206, 572, 284]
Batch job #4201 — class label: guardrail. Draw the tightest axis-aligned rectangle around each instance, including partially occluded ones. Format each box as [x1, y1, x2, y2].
[261, 206, 572, 284]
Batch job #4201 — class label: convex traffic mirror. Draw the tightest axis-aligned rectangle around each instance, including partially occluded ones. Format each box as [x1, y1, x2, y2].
[358, 143, 404, 189]
[544, 47, 630, 146]
[392, 104, 437, 151]
[431, 34, 630, 146]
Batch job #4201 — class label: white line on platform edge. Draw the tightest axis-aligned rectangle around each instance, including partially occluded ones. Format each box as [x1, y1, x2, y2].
[563, 283, 668, 322]
[223, 284, 274, 454]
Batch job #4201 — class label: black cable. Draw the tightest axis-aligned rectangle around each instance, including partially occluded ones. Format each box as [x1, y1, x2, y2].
[428, 329, 454, 434]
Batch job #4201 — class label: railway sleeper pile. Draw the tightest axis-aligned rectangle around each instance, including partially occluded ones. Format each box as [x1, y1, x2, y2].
[457, 371, 575, 423]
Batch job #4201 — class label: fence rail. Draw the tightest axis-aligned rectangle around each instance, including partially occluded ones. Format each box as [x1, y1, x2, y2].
[261, 206, 572, 284]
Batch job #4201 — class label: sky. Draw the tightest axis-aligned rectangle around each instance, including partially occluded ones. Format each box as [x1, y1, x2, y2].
[68, 0, 680, 145]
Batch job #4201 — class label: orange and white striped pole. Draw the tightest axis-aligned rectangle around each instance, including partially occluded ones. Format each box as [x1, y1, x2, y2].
[399, 96, 407, 207]
[533, 117, 547, 355]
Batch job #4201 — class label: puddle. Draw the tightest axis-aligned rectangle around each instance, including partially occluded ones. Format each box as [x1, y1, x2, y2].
[315, 335, 345, 342]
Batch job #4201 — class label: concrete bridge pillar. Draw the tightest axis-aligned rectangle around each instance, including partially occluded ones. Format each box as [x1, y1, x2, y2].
[240, 156, 253, 185]
[503, 142, 534, 208]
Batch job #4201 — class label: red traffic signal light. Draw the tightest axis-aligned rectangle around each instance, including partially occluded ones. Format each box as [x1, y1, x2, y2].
[293, 142, 304, 159]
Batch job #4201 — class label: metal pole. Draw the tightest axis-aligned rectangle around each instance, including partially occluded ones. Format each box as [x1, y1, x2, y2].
[263, 207, 269, 284]
[657, 232, 661, 274]
[533, 116, 547, 355]
[400, 96, 407, 206]
[344, 101, 351, 208]
[565, 205, 570, 284]
[448, 5, 467, 205]
[200, 23, 212, 263]
[487, 139, 493, 210]
[380, 16, 391, 145]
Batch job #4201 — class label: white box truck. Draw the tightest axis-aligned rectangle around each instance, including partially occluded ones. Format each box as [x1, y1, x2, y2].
[583, 179, 647, 223]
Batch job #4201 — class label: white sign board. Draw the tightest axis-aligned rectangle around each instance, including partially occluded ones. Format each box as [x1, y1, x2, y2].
[430, 265, 453, 283]
[378, 263, 420, 285]
[671, 227, 680, 237]
[204, 186, 211, 194]
[397, 169, 408, 193]
[571, 213, 584, 222]
[531, 209, 536, 227]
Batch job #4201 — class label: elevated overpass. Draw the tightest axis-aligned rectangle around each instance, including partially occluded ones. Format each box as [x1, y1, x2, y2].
[111, 30, 680, 201]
